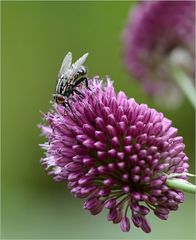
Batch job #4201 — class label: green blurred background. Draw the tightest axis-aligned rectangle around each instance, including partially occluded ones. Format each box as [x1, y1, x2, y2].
[1, 1, 195, 239]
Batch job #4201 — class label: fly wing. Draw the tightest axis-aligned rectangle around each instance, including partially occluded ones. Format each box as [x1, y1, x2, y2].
[58, 52, 72, 78]
[71, 53, 89, 74]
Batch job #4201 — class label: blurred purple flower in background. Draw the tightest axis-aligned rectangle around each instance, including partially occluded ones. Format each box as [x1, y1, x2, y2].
[40, 78, 189, 233]
[123, 1, 195, 108]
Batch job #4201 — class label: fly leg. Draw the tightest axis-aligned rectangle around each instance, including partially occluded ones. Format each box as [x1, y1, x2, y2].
[63, 100, 76, 118]
[73, 89, 85, 99]
[73, 77, 91, 90]
[85, 78, 91, 90]
[72, 77, 90, 100]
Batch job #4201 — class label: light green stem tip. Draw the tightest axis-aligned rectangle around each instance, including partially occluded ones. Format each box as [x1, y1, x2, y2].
[166, 178, 196, 194]
[171, 67, 196, 109]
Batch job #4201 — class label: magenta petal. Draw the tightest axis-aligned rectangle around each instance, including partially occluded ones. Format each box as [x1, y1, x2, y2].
[141, 216, 151, 233]
[120, 217, 131, 232]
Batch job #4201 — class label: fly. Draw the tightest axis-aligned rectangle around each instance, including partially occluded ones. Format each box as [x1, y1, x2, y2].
[54, 52, 89, 110]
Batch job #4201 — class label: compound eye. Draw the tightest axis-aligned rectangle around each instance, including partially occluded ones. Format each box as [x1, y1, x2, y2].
[57, 96, 65, 104]
[54, 94, 65, 104]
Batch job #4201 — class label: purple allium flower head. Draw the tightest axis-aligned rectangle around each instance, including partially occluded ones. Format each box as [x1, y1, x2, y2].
[123, 1, 195, 107]
[40, 77, 189, 233]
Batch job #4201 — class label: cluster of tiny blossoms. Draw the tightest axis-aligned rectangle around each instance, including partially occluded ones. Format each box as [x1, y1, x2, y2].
[123, 1, 195, 108]
[40, 78, 189, 233]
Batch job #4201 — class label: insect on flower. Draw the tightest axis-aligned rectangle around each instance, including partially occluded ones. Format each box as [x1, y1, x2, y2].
[54, 52, 89, 109]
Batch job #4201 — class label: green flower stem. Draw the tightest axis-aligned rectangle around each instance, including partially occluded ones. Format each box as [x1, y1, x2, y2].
[166, 178, 196, 194]
[171, 67, 196, 109]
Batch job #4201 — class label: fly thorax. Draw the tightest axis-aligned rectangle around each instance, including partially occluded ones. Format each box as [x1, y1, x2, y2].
[56, 77, 67, 94]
